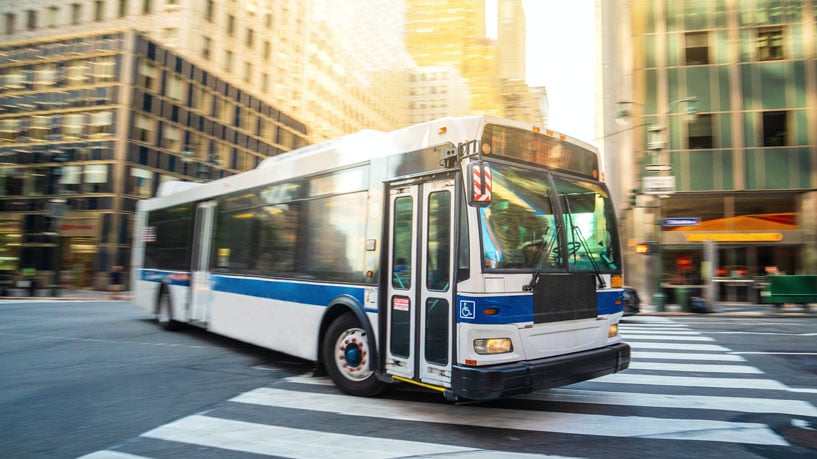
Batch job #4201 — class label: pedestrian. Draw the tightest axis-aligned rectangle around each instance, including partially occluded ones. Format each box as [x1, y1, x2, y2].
[109, 265, 124, 300]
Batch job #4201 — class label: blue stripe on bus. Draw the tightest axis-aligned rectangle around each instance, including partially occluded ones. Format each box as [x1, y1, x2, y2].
[456, 290, 624, 324]
[597, 289, 624, 315]
[140, 269, 191, 286]
[212, 275, 366, 307]
[139, 269, 621, 321]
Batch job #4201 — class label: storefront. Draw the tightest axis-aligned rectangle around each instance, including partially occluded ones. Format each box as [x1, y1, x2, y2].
[661, 212, 804, 303]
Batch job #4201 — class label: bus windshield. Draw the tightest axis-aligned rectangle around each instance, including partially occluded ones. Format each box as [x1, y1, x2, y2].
[479, 163, 621, 272]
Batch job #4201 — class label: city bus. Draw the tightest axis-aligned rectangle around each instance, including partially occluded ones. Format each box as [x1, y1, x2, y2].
[131, 116, 630, 401]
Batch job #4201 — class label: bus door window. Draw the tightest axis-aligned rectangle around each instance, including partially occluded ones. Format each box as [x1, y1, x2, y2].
[424, 190, 451, 366]
[389, 195, 413, 358]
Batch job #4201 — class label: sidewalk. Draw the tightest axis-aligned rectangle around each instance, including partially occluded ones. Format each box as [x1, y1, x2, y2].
[637, 301, 816, 318]
[0, 289, 130, 301]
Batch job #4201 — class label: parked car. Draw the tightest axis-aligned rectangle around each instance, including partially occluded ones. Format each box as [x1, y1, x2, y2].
[622, 286, 640, 316]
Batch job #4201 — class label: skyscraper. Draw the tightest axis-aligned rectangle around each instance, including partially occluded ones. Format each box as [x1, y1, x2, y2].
[601, 0, 817, 305]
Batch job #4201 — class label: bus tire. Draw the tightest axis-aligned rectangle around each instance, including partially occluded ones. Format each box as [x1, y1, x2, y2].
[322, 312, 385, 397]
[156, 291, 180, 331]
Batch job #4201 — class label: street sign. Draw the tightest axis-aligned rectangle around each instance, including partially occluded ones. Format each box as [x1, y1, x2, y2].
[642, 175, 675, 195]
[663, 217, 701, 227]
[645, 164, 672, 172]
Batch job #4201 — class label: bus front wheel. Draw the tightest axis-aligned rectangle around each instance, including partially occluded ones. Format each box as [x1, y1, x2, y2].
[322, 312, 385, 397]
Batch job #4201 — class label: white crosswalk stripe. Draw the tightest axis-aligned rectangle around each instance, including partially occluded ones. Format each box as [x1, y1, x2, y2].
[80, 317, 817, 457]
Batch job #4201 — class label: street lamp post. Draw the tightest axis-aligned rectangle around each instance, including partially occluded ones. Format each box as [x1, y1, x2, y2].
[616, 97, 698, 312]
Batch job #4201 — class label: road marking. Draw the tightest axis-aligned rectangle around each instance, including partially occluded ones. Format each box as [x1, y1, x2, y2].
[706, 331, 817, 337]
[519, 388, 817, 417]
[633, 351, 746, 362]
[594, 373, 790, 391]
[628, 342, 732, 352]
[619, 330, 702, 335]
[730, 351, 817, 356]
[143, 414, 565, 458]
[629, 361, 763, 374]
[78, 452, 150, 459]
[229, 387, 787, 446]
[622, 334, 715, 342]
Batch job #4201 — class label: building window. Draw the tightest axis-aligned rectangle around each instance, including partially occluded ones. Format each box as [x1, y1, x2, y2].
[26, 10, 36, 30]
[84, 165, 110, 193]
[688, 114, 713, 149]
[202, 36, 211, 60]
[60, 165, 82, 194]
[685, 32, 709, 65]
[34, 65, 57, 88]
[757, 27, 783, 61]
[264, 12, 272, 28]
[30, 116, 51, 141]
[134, 114, 153, 142]
[762, 111, 788, 146]
[5, 13, 15, 34]
[137, 61, 157, 90]
[246, 29, 254, 48]
[0, 119, 21, 142]
[89, 111, 113, 137]
[261, 73, 269, 92]
[227, 15, 235, 36]
[71, 3, 82, 24]
[263, 41, 270, 60]
[67, 62, 88, 85]
[243, 62, 251, 83]
[224, 50, 232, 72]
[142, 0, 152, 14]
[48, 6, 59, 27]
[205, 0, 214, 22]
[93, 57, 116, 82]
[165, 73, 184, 100]
[94, 1, 105, 21]
[118, 0, 127, 17]
[162, 125, 181, 151]
[63, 114, 85, 139]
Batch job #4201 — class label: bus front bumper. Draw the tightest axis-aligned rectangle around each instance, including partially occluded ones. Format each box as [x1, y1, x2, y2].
[449, 342, 630, 401]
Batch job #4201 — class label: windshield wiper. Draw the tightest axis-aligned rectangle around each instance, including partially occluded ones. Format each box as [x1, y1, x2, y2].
[523, 224, 560, 292]
[562, 197, 606, 289]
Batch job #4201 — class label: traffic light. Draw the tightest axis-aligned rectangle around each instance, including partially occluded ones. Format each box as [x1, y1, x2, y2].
[635, 241, 658, 255]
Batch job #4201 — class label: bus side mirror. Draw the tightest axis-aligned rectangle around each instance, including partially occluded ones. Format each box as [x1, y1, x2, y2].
[467, 161, 492, 207]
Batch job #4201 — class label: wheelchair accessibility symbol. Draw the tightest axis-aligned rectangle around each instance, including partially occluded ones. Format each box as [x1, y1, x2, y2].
[459, 300, 476, 319]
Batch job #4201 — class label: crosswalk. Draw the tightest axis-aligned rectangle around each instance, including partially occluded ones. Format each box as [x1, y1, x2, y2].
[80, 316, 816, 458]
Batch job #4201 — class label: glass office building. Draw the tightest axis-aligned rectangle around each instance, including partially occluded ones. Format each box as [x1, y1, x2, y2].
[604, 0, 816, 303]
[0, 30, 307, 292]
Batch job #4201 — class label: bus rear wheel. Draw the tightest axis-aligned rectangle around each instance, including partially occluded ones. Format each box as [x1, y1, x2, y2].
[322, 312, 385, 397]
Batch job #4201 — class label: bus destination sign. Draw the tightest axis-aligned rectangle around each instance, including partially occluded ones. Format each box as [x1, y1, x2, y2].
[480, 124, 599, 179]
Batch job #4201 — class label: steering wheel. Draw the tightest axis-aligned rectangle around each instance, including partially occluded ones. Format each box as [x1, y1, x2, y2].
[553, 241, 581, 257]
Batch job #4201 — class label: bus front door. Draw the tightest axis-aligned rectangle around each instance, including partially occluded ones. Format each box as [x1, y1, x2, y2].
[189, 201, 215, 325]
[386, 178, 455, 389]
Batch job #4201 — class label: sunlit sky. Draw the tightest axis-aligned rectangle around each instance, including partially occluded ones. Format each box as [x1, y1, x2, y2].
[486, 0, 597, 144]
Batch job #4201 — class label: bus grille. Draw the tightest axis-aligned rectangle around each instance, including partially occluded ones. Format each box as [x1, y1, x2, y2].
[532, 274, 597, 323]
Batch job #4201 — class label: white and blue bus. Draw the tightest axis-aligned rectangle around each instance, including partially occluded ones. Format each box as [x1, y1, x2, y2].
[131, 115, 630, 401]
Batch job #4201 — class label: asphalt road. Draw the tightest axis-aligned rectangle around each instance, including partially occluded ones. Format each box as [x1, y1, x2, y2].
[1, 300, 816, 458]
[0, 300, 312, 458]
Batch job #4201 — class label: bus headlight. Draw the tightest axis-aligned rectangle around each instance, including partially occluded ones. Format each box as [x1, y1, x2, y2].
[609, 324, 619, 338]
[474, 338, 513, 355]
